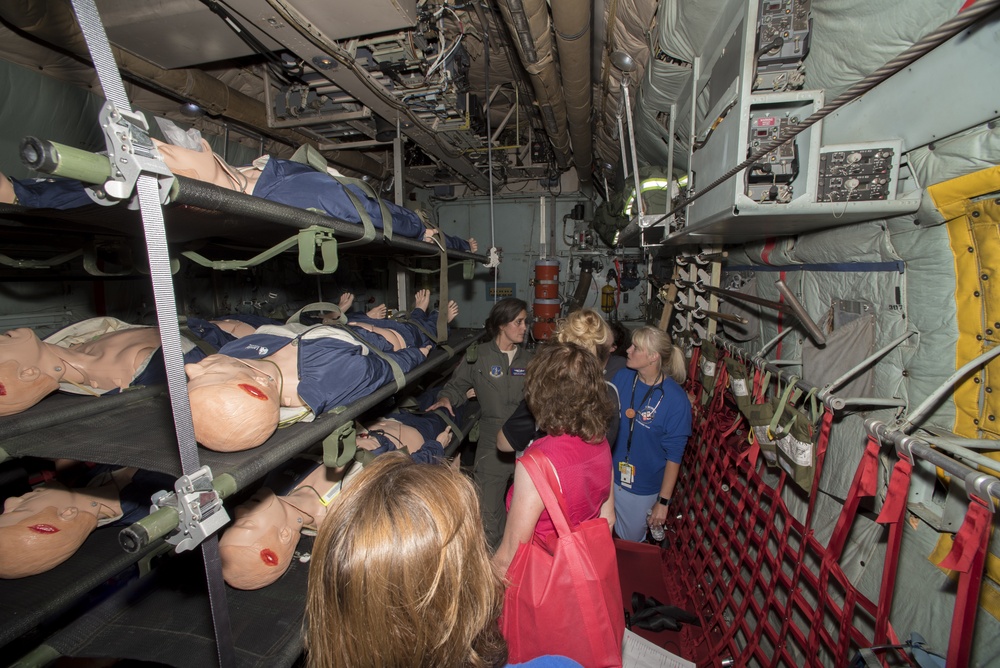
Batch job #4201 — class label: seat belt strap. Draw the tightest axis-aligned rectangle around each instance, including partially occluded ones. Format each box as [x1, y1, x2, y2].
[322, 324, 405, 391]
[71, 2, 233, 664]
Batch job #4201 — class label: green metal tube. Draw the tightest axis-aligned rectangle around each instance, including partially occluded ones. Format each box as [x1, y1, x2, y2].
[20, 137, 112, 184]
[117, 473, 238, 553]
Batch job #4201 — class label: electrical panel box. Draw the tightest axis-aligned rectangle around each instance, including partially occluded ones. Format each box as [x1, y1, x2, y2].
[754, 0, 811, 92]
[816, 141, 901, 202]
[667, 0, 921, 247]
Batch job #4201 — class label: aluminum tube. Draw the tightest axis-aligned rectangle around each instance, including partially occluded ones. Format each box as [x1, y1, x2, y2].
[495, 0, 571, 168]
[775, 279, 827, 346]
[903, 344, 1000, 432]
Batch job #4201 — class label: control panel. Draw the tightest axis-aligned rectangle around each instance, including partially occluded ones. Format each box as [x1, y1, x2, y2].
[817, 145, 899, 202]
[746, 113, 799, 203]
[754, 0, 811, 91]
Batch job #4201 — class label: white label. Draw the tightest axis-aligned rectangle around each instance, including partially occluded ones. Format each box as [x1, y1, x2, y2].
[701, 359, 717, 377]
[731, 377, 748, 397]
[753, 425, 774, 445]
[778, 434, 814, 467]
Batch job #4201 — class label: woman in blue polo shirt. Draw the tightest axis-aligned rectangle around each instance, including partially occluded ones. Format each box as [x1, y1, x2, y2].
[610, 326, 692, 542]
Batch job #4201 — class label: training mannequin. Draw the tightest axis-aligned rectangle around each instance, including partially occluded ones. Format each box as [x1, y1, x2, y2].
[2, 141, 477, 252]
[0, 467, 172, 578]
[186, 289, 458, 452]
[186, 324, 432, 452]
[0, 317, 245, 417]
[220, 390, 464, 590]
[219, 461, 362, 590]
[356, 386, 468, 465]
[338, 289, 460, 350]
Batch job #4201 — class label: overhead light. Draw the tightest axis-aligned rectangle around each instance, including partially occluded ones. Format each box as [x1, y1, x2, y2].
[179, 102, 204, 118]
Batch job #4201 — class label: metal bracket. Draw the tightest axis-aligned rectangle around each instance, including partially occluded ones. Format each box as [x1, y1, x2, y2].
[149, 466, 230, 553]
[964, 471, 998, 513]
[97, 101, 174, 204]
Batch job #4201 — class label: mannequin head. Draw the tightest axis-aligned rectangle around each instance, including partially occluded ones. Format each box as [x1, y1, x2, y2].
[0, 328, 65, 416]
[306, 453, 506, 668]
[0, 485, 100, 578]
[219, 488, 299, 590]
[186, 355, 281, 451]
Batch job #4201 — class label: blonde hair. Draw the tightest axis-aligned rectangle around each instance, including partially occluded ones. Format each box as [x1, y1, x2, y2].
[306, 453, 507, 668]
[555, 308, 613, 363]
[525, 342, 614, 444]
[630, 326, 687, 384]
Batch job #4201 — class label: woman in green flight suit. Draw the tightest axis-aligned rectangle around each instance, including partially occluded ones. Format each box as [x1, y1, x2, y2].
[428, 297, 531, 550]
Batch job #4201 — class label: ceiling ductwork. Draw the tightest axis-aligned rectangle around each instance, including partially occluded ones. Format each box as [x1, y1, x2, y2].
[551, 0, 593, 184]
[495, 0, 571, 170]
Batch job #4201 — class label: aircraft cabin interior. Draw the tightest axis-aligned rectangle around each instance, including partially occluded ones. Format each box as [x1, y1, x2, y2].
[0, 0, 999, 666]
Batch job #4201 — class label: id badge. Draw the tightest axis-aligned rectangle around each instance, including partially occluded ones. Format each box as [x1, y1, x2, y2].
[618, 461, 635, 488]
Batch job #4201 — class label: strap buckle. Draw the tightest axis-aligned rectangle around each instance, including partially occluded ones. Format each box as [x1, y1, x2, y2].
[97, 101, 175, 204]
[150, 466, 231, 553]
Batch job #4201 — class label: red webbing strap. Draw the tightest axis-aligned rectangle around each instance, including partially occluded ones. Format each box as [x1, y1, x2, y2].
[736, 366, 767, 471]
[873, 454, 913, 645]
[827, 436, 881, 561]
[803, 409, 835, 532]
[940, 496, 993, 668]
[687, 345, 702, 393]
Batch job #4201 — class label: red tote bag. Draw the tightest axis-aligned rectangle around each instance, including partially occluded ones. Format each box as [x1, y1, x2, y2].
[500, 451, 625, 667]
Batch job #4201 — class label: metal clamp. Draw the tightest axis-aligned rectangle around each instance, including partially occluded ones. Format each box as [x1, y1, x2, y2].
[98, 101, 174, 204]
[964, 471, 998, 513]
[149, 466, 230, 553]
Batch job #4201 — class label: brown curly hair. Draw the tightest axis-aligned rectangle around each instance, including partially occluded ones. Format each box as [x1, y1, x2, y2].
[524, 342, 614, 444]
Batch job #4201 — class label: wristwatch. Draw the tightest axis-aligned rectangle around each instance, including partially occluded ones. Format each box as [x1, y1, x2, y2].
[657, 495, 671, 506]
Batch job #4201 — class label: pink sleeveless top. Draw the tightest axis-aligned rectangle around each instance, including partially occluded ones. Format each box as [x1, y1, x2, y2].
[506, 433, 612, 549]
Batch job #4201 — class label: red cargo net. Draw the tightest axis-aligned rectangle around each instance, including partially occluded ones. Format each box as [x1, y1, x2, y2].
[665, 348, 908, 667]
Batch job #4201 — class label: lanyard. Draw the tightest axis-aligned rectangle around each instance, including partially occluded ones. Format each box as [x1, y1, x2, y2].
[624, 371, 664, 463]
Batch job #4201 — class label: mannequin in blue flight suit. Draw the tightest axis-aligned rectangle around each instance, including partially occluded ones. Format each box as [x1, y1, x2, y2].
[2, 138, 478, 252]
[0, 316, 248, 417]
[356, 386, 470, 465]
[186, 323, 432, 452]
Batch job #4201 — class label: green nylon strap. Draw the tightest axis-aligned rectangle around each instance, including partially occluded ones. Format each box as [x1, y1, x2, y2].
[327, 324, 406, 391]
[395, 313, 444, 345]
[288, 145, 387, 243]
[336, 187, 378, 248]
[335, 175, 393, 242]
[286, 302, 346, 325]
[181, 226, 339, 274]
[289, 144, 329, 175]
[322, 419, 358, 468]
[297, 227, 339, 274]
[769, 379, 800, 438]
[431, 231, 449, 342]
